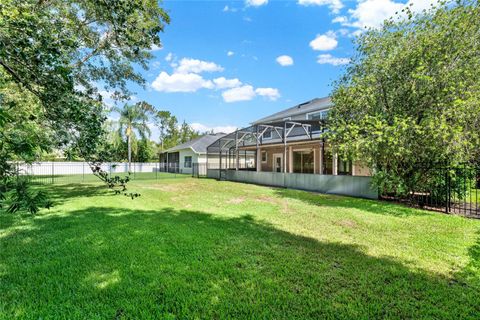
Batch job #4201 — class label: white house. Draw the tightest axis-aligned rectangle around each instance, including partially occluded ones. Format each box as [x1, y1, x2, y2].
[159, 133, 225, 174]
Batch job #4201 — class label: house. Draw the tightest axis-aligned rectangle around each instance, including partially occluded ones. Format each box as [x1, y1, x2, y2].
[205, 97, 377, 199]
[159, 133, 225, 174]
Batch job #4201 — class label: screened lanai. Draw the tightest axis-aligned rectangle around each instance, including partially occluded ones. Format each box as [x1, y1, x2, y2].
[206, 119, 329, 173]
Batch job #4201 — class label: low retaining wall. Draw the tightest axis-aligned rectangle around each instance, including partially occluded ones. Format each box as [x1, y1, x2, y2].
[207, 169, 378, 199]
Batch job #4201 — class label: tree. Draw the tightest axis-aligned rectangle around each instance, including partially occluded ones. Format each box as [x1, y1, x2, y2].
[136, 139, 155, 162]
[154, 111, 200, 150]
[116, 103, 152, 171]
[155, 111, 173, 151]
[179, 120, 200, 144]
[328, 0, 480, 196]
[0, 0, 169, 213]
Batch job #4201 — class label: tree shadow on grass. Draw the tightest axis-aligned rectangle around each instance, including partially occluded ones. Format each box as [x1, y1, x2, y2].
[1, 206, 479, 319]
[274, 188, 428, 217]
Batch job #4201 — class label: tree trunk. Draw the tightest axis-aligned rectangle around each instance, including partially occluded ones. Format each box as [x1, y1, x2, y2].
[128, 132, 132, 172]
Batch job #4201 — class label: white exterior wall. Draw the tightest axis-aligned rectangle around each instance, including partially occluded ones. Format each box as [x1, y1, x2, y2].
[178, 149, 201, 174]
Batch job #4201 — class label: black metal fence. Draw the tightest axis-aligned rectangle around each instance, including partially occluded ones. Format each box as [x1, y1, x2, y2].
[382, 163, 480, 218]
[14, 162, 188, 185]
[192, 163, 207, 178]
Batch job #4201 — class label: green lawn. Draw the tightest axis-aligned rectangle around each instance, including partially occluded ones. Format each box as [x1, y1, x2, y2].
[1, 177, 479, 319]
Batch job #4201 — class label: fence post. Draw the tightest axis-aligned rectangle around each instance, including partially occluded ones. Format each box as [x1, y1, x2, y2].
[156, 162, 158, 180]
[51, 162, 54, 184]
[445, 167, 449, 214]
[82, 162, 85, 182]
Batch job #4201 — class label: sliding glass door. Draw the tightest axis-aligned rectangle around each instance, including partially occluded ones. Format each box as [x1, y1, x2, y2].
[293, 150, 314, 174]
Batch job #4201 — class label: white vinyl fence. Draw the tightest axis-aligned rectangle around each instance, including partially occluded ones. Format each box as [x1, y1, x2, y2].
[13, 161, 186, 184]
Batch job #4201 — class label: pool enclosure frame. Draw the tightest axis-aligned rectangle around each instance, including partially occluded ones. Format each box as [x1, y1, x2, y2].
[206, 119, 328, 173]
[205, 119, 378, 200]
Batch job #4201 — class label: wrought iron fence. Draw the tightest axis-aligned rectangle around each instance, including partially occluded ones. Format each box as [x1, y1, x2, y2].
[13, 161, 187, 184]
[381, 163, 480, 218]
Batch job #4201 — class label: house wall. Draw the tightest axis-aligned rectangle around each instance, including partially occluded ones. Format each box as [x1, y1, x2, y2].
[178, 149, 199, 174]
[255, 141, 370, 176]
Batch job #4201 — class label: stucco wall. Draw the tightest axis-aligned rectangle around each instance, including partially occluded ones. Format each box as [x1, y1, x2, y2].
[225, 170, 378, 199]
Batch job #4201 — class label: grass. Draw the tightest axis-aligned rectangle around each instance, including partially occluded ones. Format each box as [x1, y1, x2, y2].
[1, 177, 480, 319]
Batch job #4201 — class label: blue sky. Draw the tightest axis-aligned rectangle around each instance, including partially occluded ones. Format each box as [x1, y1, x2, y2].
[108, 0, 435, 138]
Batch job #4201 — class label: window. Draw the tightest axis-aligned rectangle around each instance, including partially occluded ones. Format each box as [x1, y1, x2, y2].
[184, 156, 192, 168]
[307, 110, 329, 120]
[261, 151, 267, 162]
[263, 129, 272, 139]
[338, 159, 352, 175]
[306, 109, 329, 133]
[293, 150, 314, 174]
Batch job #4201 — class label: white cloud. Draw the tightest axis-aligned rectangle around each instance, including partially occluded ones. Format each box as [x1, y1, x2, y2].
[246, 0, 268, 7]
[223, 5, 238, 12]
[222, 85, 256, 102]
[190, 123, 237, 134]
[332, 16, 348, 24]
[165, 53, 173, 62]
[346, 0, 438, 29]
[151, 61, 161, 69]
[150, 44, 163, 51]
[316, 54, 350, 66]
[309, 31, 338, 51]
[276, 55, 294, 66]
[175, 58, 224, 74]
[227, 51, 235, 57]
[255, 87, 281, 101]
[213, 77, 242, 89]
[151, 72, 214, 93]
[298, 0, 344, 14]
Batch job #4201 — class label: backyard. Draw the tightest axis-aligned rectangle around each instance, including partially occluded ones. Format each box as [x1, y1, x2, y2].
[1, 176, 479, 319]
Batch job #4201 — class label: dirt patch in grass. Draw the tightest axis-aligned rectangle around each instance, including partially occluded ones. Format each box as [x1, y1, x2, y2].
[140, 181, 200, 193]
[254, 195, 278, 204]
[226, 197, 245, 204]
[334, 219, 358, 228]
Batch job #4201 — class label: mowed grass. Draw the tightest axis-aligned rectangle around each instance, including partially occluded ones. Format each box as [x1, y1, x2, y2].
[1, 177, 480, 319]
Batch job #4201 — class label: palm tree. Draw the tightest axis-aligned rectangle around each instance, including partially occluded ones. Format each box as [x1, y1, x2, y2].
[116, 103, 152, 171]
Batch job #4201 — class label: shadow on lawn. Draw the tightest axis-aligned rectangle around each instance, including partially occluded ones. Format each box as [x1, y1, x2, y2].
[274, 188, 427, 217]
[1, 206, 479, 319]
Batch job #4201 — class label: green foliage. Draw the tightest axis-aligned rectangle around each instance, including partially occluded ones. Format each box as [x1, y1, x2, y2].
[3, 178, 53, 214]
[136, 139, 155, 162]
[0, 0, 169, 213]
[328, 0, 480, 196]
[154, 111, 200, 151]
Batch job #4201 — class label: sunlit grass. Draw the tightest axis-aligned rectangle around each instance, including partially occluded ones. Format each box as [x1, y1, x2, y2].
[1, 177, 479, 319]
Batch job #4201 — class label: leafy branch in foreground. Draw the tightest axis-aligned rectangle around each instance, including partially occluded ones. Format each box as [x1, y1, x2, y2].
[0, 0, 169, 213]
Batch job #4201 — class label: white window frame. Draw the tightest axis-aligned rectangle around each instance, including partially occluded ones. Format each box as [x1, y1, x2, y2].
[261, 150, 268, 163]
[292, 148, 316, 174]
[272, 153, 283, 173]
[306, 109, 329, 133]
[184, 156, 192, 168]
[263, 128, 272, 140]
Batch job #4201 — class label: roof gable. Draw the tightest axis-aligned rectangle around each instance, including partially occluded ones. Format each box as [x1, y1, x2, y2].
[251, 97, 332, 125]
[161, 133, 226, 154]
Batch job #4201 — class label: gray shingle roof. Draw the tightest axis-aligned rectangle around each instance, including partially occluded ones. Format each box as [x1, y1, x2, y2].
[251, 96, 332, 125]
[161, 133, 226, 154]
